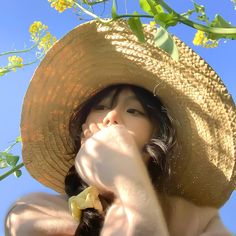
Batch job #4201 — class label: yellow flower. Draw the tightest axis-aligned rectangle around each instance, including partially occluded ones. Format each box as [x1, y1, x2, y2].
[193, 30, 206, 46]
[48, 0, 75, 13]
[149, 21, 156, 28]
[38, 32, 57, 52]
[193, 30, 218, 48]
[29, 21, 48, 42]
[8, 56, 24, 71]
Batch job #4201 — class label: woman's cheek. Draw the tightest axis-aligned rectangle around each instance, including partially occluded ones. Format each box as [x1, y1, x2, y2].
[85, 113, 104, 127]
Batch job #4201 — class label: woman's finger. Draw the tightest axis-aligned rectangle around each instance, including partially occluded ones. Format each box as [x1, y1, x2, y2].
[89, 123, 100, 134]
[84, 128, 92, 138]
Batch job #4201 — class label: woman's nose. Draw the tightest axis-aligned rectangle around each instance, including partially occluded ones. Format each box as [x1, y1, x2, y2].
[103, 109, 121, 126]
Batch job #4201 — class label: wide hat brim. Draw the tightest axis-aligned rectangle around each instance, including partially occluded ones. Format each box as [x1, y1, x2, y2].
[21, 20, 236, 208]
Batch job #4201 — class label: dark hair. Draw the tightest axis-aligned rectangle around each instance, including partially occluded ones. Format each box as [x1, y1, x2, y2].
[65, 84, 177, 236]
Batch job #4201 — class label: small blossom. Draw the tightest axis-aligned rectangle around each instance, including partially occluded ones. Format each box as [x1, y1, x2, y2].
[29, 21, 48, 42]
[48, 0, 75, 13]
[193, 30, 206, 45]
[149, 21, 156, 27]
[38, 32, 57, 52]
[193, 30, 218, 48]
[8, 56, 24, 71]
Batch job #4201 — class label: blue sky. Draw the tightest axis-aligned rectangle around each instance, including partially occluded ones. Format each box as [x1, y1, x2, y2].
[0, 0, 235, 235]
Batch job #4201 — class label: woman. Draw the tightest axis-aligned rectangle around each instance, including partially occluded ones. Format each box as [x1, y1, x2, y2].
[66, 84, 176, 235]
[5, 20, 235, 235]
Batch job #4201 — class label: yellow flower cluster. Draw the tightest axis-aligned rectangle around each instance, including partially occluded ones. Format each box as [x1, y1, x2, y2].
[193, 30, 218, 48]
[8, 56, 24, 71]
[38, 32, 57, 52]
[48, 0, 75, 13]
[29, 21, 57, 53]
[29, 21, 48, 42]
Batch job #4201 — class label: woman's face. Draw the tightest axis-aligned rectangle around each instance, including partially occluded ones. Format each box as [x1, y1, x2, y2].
[83, 88, 154, 151]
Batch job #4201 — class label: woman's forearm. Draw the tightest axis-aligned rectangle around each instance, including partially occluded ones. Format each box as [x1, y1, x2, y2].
[113, 175, 169, 236]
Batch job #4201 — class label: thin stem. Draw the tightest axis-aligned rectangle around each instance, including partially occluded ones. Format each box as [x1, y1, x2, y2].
[155, 0, 236, 36]
[82, 0, 107, 6]
[74, 2, 109, 22]
[0, 68, 11, 74]
[115, 14, 152, 19]
[4, 141, 20, 153]
[124, 0, 128, 14]
[155, 0, 174, 14]
[181, 9, 195, 17]
[178, 16, 236, 35]
[1, 56, 43, 77]
[76, 0, 235, 36]
[0, 162, 24, 181]
[0, 44, 38, 57]
[23, 57, 42, 66]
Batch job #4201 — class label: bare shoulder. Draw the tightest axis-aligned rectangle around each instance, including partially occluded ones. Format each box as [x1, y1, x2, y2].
[201, 215, 233, 236]
[5, 192, 77, 236]
[13, 191, 69, 208]
[162, 194, 232, 236]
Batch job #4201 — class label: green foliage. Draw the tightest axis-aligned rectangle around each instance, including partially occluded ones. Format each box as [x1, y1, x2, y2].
[128, 13, 145, 43]
[0, 136, 24, 181]
[112, 0, 117, 19]
[0, 152, 19, 168]
[193, 1, 209, 23]
[209, 15, 236, 40]
[82, 0, 107, 5]
[139, 0, 164, 16]
[154, 12, 178, 28]
[14, 170, 22, 178]
[154, 27, 179, 61]
[0, 21, 56, 78]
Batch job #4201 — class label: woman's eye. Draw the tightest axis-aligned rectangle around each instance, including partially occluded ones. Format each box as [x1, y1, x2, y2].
[127, 108, 145, 116]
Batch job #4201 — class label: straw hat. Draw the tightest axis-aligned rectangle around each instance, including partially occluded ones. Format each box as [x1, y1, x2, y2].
[20, 20, 235, 208]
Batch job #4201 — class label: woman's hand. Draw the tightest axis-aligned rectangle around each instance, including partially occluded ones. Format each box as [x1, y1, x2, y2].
[75, 124, 147, 195]
[76, 125, 170, 236]
[80, 122, 103, 145]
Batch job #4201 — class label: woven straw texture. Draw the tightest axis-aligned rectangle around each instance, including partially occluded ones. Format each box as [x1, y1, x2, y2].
[20, 20, 236, 208]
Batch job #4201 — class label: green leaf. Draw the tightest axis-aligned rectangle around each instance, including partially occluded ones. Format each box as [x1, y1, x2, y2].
[154, 27, 179, 61]
[0, 152, 19, 168]
[208, 15, 236, 40]
[6, 153, 20, 167]
[0, 159, 8, 169]
[128, 13, 145, 43]
[181, 9, 195, 19]
[193, 1, 205, 14]
[211, 14, 235, 28]
[197, 14, 209, 23]
[14, 170, 22, 178]
[0, 151, 10, 158]
[154, 12, 179, 28]
[193, 1, 209, 23]
[112, 0, 117, 19]
[139, 0, 164, 16]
